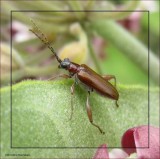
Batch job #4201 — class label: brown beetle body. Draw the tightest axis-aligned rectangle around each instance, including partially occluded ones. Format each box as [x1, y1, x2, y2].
[30, 21, 119, 134]
[77, 64, 119, 100]
[65, 62, 119, 100]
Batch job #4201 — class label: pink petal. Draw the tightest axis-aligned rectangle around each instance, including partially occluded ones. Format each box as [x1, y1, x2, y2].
[121, 128, 137, 154]
[121, 125, 160, 159]
[93, 144, 109, 159]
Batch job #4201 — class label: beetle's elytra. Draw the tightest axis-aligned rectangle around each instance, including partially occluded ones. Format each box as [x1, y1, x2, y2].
[30, 20, 119, 134]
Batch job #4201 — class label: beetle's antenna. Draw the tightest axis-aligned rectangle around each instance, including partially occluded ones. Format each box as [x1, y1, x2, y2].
[29, 19, 62, 63]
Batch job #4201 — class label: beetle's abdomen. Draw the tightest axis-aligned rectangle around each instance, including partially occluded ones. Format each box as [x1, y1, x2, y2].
[77, 64, 119, 100]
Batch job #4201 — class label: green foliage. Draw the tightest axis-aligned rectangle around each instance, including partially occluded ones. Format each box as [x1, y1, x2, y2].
[141, 12, 159, 54]
[91, 20, 159, 85]
[101, 44, 148, 85]
[1, 80, 158, 158]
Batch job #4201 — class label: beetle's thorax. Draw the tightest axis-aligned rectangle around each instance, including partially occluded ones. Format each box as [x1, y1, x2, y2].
[68, 62, 80, 74]
[59, 58, 80, 74]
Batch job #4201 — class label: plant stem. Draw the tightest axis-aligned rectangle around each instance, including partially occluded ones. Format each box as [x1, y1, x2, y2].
[88, 40, 102, 74]
[91, 20, 159, 85]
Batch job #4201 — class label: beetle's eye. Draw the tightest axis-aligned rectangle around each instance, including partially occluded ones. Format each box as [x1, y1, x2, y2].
[60, 60, 70, 69]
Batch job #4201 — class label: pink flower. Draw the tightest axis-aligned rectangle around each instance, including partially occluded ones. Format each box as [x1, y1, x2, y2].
[93, 126, 159, 159]
[93, 144, 109, 159]
[93, 144, 128, 159]
[122, 125, 159, 159]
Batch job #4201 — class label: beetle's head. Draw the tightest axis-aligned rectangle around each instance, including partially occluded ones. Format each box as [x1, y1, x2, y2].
[58, 58, 71, 69]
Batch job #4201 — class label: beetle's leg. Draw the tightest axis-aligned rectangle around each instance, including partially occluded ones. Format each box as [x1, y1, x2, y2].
[115, 100, 119, 107]
[86, 91, 105, 134]
[102, 75, 117, 87]
[47, 74, 71, 81]
[102, 75, 119, 107]
[69, 82, 75, 120]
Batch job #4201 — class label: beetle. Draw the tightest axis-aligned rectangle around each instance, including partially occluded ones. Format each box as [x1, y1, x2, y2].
[30, 20, 119, 134]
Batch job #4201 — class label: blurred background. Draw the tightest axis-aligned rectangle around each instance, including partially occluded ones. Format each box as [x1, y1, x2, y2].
[1, 0, 159, 87]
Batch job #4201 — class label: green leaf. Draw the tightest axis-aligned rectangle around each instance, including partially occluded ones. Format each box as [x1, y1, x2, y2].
[1, 80, 158, 158]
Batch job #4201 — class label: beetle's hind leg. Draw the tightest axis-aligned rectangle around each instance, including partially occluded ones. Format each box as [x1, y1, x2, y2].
[102, 75, 119, 107]
[115, 100, 119, 107]
[102, 75, 117, 87]
[86, 91, 105, 134]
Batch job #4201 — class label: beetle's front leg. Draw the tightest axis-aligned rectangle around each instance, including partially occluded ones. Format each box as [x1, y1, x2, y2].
[102, 75, 117, 87]
[69, 82, 75, 120]
[86, 91, 105, 134]
[47, 74, 71, 81]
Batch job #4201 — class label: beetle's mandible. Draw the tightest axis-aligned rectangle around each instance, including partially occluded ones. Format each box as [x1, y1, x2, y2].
[30, 20, 119, 134]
